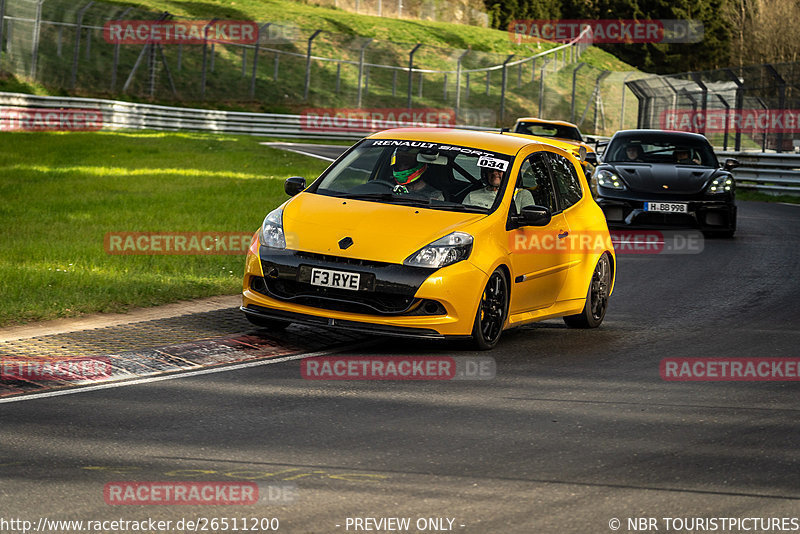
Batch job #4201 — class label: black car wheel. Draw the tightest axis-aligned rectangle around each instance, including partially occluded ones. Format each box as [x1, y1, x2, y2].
[564, 253, 611, 329]
[471, 269, 509, 350]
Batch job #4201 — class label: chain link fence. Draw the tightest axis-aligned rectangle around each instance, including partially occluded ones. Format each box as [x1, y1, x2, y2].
[627, 63, 800, 152]
[306, 0, 489, 27]
[0, 0, 640, 133]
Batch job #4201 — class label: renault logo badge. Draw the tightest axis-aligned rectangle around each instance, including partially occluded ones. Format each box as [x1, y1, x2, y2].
[338, 237, 354, 250]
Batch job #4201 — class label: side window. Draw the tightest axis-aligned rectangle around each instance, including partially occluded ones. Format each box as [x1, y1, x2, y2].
[517, 154, 557, 213]
[548, 153, 583, 209]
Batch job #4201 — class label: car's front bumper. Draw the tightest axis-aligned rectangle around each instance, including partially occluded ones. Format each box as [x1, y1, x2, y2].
[242, 245, 487, 338]
[596, 195, 736, 232]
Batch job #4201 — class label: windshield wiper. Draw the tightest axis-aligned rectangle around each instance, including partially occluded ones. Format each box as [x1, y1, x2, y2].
[343, 193, 432, 206]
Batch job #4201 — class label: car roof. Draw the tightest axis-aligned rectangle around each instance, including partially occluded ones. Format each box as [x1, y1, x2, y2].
[610, 129, 711, 143]
[514, 117, 580, 129]
[366, 127, 541, 156]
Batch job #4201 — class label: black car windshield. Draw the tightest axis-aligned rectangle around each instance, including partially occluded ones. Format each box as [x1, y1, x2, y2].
[311, 139, 514, 213]
[605, 134, 718, 166]
[514, 121, 582, 142]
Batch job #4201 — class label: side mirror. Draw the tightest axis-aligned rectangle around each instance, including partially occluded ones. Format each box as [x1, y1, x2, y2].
[285, 176, 306, 196]
[584, 152, 598, 165]
[516, 205, 551, 227]
[723, 158, 739, 171]
[500, 127, 511, 133]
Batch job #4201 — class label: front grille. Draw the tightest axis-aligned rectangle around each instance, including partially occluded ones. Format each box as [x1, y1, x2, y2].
[252, 276, 438, 315]
[295, 251, 391, 269]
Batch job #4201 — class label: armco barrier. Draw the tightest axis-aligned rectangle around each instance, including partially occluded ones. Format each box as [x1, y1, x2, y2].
[0, 91, 495, 140]
[718, 152, 800, 195]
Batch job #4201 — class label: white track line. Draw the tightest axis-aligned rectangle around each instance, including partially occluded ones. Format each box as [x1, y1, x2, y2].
[0, 342, 371, 405]
[260, 142, 337, 162]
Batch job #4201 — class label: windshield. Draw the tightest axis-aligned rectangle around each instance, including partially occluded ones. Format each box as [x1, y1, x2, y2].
[605, 134, 718, 166]
[514, 122, 582, 142]
[310, 139, 514, 213]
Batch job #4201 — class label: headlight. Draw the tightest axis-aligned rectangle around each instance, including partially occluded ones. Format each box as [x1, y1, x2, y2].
[707, 175, 733, 194]
[595, 169, 625, 190]
[404, 232, 473, 269]
[260, 207, 286, 249]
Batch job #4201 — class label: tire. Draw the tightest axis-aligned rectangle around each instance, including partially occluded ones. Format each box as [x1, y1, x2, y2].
[564, 253, 611, 329]
[471, 269, 509, 350]
[245, 313, 291, 331]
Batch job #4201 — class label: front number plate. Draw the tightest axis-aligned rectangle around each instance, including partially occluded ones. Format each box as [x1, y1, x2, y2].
[310, 268, 361, 291]
[645, 202, 687, 213]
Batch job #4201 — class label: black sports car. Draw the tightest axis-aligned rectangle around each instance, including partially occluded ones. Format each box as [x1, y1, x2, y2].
[593, 130, 738, 237]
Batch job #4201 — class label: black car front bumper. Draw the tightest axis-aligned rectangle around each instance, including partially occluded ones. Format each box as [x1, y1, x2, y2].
[596, 196, 736, 232]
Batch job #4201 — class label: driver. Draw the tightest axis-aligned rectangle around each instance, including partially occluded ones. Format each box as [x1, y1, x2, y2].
[625, 143, 643, 161]
[391, 147, 444, 200]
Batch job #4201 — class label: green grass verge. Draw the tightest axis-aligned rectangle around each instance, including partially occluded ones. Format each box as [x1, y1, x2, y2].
[737, 190, 800, 204]
[0, 130, 330, 327]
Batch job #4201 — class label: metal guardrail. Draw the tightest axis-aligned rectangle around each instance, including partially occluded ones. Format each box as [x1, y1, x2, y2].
[0, 91, 495, 139]
[718, 152, 800, 194]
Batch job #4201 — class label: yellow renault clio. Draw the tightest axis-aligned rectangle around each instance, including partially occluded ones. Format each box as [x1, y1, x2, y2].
[242, 128, 615, 349]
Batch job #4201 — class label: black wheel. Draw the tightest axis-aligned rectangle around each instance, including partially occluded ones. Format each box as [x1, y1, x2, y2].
[245, 313, 291, 331]
[564, 253, 611, 329]
[471, 269, 509, 350]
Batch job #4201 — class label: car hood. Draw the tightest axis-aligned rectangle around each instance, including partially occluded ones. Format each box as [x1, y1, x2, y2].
[282, 193, 484, 264]
[609, 164, 715, 194]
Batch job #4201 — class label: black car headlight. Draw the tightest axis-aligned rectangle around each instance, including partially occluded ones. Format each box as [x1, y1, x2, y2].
[404, 232, 473, 269]
[260, 207, 286, 249]
[595, 169, 626, 190]
[707, 176, 733, 194]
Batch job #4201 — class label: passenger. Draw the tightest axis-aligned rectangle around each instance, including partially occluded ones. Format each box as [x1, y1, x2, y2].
[464, 167, 534, 211]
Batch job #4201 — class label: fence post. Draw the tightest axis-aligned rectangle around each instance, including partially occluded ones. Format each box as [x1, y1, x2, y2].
[724, 69, 744, 152]
[619, 72, 635, 129]
[357, 38, 372, 108]
[570, 62, 585, 123]
[200, 19, 217, 100]
[538, 60, 548, 116]
[0, 0, 5, 64]
[455, 50, 468, 114]
[71, 1, 94, 90]
[765, 64, 786, 152]
[304, 29, 322, 100]
[407, 43, 421, 109]
[250, 23, 270, 98]
[29, 0, 44, 78]
[110, 7, 133, 92]
[499, 54, 514, 124]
